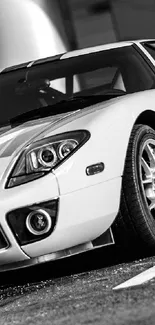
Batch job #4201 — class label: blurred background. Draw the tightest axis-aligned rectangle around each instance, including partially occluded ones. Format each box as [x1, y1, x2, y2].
[0, 0, 155, 69]
[30, 0, 155, 48]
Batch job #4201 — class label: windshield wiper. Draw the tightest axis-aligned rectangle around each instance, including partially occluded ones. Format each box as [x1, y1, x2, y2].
[10, 91, 125, 126]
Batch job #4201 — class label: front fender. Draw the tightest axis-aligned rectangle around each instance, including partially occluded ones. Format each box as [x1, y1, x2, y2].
[53, 90, 155, 195]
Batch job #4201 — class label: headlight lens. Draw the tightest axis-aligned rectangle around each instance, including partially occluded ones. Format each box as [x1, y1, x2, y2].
[6, 130, 90, 188]
[38, 147, 57, 167]
[58, 140, 78, 159]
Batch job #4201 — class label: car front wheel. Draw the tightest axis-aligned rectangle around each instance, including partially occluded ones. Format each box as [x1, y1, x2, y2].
[113, 124, 155, 250]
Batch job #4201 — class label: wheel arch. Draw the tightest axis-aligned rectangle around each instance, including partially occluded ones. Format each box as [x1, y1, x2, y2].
[115, 109, 155, 215]
[121, 109, 155, 176]
[135, 110, 155, 130]
[112, 122, 155, 250]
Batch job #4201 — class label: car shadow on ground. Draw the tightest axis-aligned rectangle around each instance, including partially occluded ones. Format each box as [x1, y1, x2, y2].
[0, 244, 154, 287]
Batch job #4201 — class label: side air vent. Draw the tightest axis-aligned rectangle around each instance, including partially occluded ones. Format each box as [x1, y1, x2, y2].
[0, 228, 9, 249]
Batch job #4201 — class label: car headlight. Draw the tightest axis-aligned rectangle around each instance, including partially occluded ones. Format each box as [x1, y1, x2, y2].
[6, 130, 90, 188]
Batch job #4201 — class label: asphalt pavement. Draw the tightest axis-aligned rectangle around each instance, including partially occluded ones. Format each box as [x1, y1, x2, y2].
[0, 247, 155, 325]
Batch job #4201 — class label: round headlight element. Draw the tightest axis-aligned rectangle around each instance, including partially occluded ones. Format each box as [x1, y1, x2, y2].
[58, 140, 78, 159]
[26, 209, 52, 235]
[38, 146, 57, 167]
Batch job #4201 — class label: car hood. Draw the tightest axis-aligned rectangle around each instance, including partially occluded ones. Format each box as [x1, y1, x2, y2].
[0, 93, 137, 180]
[0, 110, 81, 181]
[0, 111, 79, 157]
[0, 96, 117, 160]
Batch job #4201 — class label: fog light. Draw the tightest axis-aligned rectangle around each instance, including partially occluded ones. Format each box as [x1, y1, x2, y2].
[26, 209, 52, 235]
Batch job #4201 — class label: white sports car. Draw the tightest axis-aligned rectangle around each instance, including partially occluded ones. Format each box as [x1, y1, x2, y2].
[0, 39, 155, 272]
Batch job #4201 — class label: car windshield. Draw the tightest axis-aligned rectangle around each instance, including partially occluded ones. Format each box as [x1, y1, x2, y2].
[0, 45, 154, 128]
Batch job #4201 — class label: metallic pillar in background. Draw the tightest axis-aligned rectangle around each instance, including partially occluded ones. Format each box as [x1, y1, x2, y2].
[32, 0, 78, 50]
[57, 0, 78, 50]
[110, 0, 155, 41]
[0, 0, 71, 70]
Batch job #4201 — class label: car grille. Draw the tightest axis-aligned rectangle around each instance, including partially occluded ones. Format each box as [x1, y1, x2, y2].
[0, 228, 9, 249]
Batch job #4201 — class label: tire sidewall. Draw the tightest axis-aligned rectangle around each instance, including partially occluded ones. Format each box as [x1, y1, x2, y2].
[133, 125, 155, 235]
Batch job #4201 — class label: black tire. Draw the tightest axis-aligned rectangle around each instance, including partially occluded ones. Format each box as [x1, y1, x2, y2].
[112, 124, 155, 251]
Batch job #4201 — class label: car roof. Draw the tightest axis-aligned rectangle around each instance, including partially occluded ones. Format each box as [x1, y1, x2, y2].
[1, 39, 155, 74]
[62, 39, 155, 59]
[61, 41, 133, 59]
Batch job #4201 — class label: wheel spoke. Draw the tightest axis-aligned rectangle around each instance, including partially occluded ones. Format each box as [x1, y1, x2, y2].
[145, 144, 155, 167]
[141, 157, 152, 177]
[142, 178, 152, 184]
[149, 201, 155, 211]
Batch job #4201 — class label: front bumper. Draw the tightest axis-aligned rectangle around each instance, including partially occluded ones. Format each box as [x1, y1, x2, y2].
[0, 242, 93, 272]
[0, 175, 121, 271]
[0, 228, 114, 272]
[0, 171, 59, 266]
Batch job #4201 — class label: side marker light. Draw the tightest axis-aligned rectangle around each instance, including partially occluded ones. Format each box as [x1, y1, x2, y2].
[86, 162, 104, 176]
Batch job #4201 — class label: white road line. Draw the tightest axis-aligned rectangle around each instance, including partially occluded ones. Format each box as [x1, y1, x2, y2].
[113, 265, 155, 290]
